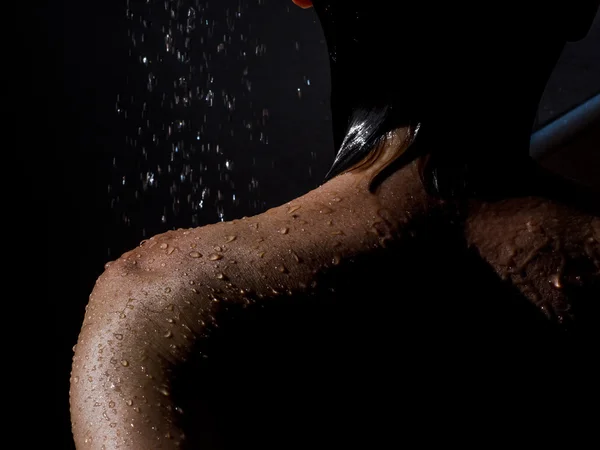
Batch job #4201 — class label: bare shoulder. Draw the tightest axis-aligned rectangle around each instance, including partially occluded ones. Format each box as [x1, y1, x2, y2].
[464, 195, 600, 325]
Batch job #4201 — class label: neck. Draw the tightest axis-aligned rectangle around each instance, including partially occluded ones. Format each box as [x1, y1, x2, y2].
[317, 126, 448, 230]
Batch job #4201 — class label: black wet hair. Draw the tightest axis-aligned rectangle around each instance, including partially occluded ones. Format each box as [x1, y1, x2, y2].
[314, 0, 599, 197]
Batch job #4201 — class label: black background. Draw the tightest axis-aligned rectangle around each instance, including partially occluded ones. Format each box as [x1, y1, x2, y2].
[28, 1, 599, 447]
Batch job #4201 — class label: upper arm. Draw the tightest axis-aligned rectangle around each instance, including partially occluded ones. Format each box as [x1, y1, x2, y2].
[69, 228, 227, 449]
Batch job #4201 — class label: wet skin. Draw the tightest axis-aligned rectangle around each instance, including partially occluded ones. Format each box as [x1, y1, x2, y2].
[69, 1, 600, 446]
[69, 126, 599, 449]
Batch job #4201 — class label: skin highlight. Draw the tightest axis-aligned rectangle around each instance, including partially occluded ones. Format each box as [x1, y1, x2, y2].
[69, 1, 600, 447]
[70, 122, 599, 448]
[69, 127, 445, 449]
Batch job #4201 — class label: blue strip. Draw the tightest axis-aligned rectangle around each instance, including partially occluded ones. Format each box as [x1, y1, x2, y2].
[530, 92, 600, 160]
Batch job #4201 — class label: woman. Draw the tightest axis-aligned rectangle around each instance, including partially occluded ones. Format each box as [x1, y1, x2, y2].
[70, 1, 599, 448]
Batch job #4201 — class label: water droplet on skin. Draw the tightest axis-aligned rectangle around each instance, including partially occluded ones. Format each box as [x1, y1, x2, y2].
[550, 273, 563, 289]
[279, 227, 289, 234]
[164, 331, 173, 338]
[159, 387, 170, 396]
[167, 247, 176, 255]
[331, 230, 344, 236]
[110, 423, 117, 428]
[332, 197, 342, 203]
[166, 318, 175, 324]
[250, 223, 259, 230]
[332, 255, 341, 265]
[371, 222, 386, 237]
[164, 287, 172, 293]
[258, 251, 266, 258]
[166, 304, 175, 311]
[214, 246, 223, 252]
[121, 360, 130, 367]
[160, 243, 168, 249]
[291, 251, 302, 263]
[73, 376, 79, 384]
[216, 273, 227, 280]
[526, 221, 538, 232]
[189, 251, 202, 258]
[114, 333, 123, 340]
[278, 265, 288, 274]
[225, 235, 237, 243]
[72, 344, 77, 352]
[88, 376, 93, 382]
[109, 401, 115, 408]
[288, 205, 301, 214]
[209, 254, 223, 261]
[319, 206, 333, 214]
[126, 399, 133, 406]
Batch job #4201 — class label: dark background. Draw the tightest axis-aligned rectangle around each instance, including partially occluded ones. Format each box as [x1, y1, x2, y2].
[29, 0, 598, 447]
